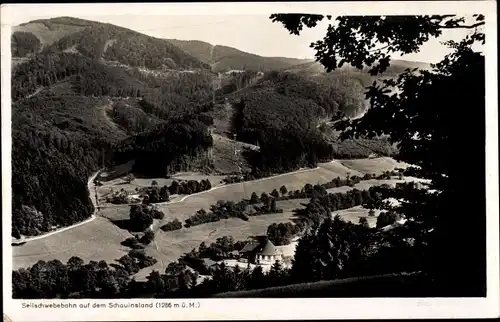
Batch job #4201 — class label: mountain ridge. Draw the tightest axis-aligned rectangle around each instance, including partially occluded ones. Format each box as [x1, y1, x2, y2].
[164, 39, 314, 72]
[13, 16, 430, 75]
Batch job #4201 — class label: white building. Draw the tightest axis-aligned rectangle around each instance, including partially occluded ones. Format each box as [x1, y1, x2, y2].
[255, 239, 281, 265]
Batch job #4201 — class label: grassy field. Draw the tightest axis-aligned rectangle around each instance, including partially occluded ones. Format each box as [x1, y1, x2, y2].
[339, 157, 409, 175]
[133, 199, 306, 281]
[12, 157, 418, 276]
[325, 176, 424, 195]
[333, 206, 381, 228]
[97, 173, 226, 206]
[12, 217, 131, 270]
[101, 173, 226, 190]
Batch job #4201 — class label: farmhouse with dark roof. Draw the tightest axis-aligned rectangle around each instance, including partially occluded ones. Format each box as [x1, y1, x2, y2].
[239, 237, 282, 265]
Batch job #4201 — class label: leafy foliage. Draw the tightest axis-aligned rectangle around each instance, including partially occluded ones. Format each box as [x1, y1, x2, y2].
[290, 216, 369, 283]
[166, 179, 212, 195]
[376, 211, 401, 228]
[271, 13, 486, 295]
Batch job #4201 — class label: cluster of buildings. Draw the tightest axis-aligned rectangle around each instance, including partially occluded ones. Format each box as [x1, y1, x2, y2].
[106, 189, 142, 204]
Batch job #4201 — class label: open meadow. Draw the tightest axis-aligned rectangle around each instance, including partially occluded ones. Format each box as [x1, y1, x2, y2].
[325, 176, 426, 194]
[339, 157, 409, 175]
[333, 206, 382, 228]
[12, 157, 419, 277]
[12, 217, 132, 270]
[134, 199, 306, 281]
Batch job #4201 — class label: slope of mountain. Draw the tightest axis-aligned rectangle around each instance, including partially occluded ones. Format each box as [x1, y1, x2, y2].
[10, 16, 417, 239]
[166, 39, 313, 72]
[12, 17, 210, 71]
[281, 59, 432, 118]
[10, 17, 216, 238]
[210, 70, 397, 175]
[13, 17, 100, 49]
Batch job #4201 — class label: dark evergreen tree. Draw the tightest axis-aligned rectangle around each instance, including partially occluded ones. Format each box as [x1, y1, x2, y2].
[271, 13, 486, 295]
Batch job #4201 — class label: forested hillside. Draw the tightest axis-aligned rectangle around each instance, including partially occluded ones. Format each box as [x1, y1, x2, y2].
[11, 16, 407, 238]
[113, 114, 214, 177]
[217, 70, 396, 174]
[12, 96, 115, 238]
[10, 18, 216, 238]
[13, 17, 209, 70]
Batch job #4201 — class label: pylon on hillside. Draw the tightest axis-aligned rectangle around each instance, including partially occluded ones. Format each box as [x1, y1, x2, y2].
[212, 73, 222, 104]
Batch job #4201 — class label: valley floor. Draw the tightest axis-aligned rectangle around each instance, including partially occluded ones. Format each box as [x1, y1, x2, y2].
[12, 157, 416, 275]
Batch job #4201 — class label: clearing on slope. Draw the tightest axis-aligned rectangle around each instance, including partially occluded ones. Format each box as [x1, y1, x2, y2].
[12, 17, 99, 48]
[211, 134, 258, 173]
[339, 157, 409, 175]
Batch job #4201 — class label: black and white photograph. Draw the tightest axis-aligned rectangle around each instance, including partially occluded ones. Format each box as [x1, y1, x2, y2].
[2, 1, 499, 320]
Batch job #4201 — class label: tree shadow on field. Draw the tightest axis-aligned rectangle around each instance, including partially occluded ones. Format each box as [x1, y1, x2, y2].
[110, 219, 144, 233]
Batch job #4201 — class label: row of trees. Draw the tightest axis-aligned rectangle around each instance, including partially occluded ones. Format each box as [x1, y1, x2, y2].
[141, 186, 170, 204]
[171, 261, 289, 297]
[111, 178, 213, 205]
[184, 194, 285, 228]
[12, 250, 157, 299]
[184, 171, 403, 230]
[160, 219, 183, 232]
[167, 179, 212, 195]
[293, 185, 387, 229]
